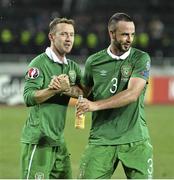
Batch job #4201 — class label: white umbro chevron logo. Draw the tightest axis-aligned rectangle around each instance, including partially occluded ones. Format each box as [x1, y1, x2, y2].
[100, 70, 107, 76]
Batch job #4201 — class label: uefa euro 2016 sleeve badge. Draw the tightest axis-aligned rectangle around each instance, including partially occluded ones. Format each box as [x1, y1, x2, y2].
[68, 70, 76, 85]
[26, 67, 39, 79]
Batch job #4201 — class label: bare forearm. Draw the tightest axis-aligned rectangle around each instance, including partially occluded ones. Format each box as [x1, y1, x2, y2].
[94, 89, 137, 111]
[77, 78, 146, 114]
[34, 88, 60, 104]
[63, 85, 83, 98]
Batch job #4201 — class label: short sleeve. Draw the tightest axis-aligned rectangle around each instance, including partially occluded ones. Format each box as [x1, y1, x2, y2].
[131, 53, 151, 81]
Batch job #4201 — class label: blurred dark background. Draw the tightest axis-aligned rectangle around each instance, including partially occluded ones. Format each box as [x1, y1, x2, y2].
[0, 3, 174, 178]
[0, 0, 173, 60]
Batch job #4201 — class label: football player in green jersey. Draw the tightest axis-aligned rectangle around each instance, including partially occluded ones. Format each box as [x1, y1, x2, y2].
[77, 13, 153, 179]
[20, 17, 83, 179]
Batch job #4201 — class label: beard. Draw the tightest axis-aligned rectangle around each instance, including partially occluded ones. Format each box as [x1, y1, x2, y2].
[113, 38, 131, 53]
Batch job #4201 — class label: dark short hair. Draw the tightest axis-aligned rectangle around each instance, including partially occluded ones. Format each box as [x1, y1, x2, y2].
[49, 17, 75, 33]
[108, 13, 133, 31]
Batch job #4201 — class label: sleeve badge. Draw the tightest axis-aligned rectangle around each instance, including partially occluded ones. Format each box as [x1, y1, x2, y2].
[27, 67, 39, 79]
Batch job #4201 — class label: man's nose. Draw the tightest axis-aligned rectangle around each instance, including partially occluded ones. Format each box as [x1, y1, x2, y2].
[127, 35, 133, 42]
[66, 33, 72, 40]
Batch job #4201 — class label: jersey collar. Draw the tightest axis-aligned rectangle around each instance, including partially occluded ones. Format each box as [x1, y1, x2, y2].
[45, 47, 68, 65]
[107, 46, 131, 60]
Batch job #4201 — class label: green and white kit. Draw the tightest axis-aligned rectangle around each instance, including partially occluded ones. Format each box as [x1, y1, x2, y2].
[79, 47, 153, 179]
[21, 48, 82, 179]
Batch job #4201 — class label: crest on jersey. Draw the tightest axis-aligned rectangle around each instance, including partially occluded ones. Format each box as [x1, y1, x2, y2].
[35, 172, 44, 179]
[121, 64, 132, 78]
[68, 70, 76, 85]
[27, 67, 39, 79]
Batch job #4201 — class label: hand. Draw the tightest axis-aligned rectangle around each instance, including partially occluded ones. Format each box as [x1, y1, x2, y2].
[48, 75, 60, 90]
[76, 98, 96, 116]
[57, 74, 70, 92]
[48, 74, 70, 92]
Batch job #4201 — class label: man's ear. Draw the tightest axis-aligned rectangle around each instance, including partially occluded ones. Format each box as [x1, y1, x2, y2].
[48, 33, 53, 41]
[109, 30, 115, 40]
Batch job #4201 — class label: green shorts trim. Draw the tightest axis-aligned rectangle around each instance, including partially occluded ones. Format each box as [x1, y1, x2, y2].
[78, 139, 153, 179]
[20, 142, 72, 179]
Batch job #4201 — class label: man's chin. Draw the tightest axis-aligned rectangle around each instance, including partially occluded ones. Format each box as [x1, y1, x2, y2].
[123, 46, 130, 52]
[65, 48, 72, 53]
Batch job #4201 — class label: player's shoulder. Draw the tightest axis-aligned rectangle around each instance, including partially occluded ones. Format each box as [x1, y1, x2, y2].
[86, 49, 107, 64]
[67, 58, 78, 65]
[130, 48, 151, 68]
[28, 53, 47, 67]
[67, 58, 81, 69]
[131, 47, 150, 59]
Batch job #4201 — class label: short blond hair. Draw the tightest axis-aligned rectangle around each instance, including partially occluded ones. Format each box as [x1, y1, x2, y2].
[49, 17, 75, 34]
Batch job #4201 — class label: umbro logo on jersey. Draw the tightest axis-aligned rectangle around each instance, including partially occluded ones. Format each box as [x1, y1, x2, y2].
[100, 70, 107, 76]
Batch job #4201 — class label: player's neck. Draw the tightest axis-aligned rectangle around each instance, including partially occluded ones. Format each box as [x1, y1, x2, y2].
[110, 45, 124, 56]
[51, 46, 66, 62]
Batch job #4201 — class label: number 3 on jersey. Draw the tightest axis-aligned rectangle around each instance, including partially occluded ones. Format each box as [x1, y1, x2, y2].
[110, 77, 118, 94]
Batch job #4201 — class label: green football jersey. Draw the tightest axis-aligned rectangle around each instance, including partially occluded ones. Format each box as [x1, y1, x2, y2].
[21, 53, 82, 146]
[83, 47, 151, 145]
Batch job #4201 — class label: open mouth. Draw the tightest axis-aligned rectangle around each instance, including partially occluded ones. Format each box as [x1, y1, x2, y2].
[64, 43, 71, 48]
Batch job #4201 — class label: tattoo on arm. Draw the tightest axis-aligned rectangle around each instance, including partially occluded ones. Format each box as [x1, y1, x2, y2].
[63, 85, 83, 98]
